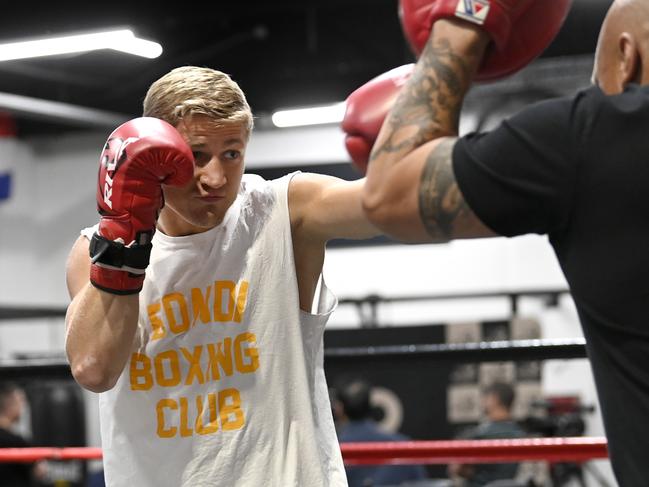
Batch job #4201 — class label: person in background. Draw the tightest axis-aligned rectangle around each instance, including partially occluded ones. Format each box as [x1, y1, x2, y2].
[448, 382, 524, 487]
[0, 382, 47, 487]
[336, 379, 428, 487]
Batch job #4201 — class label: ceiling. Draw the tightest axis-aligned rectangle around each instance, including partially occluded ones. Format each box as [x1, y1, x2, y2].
[0, 0, 612, 136]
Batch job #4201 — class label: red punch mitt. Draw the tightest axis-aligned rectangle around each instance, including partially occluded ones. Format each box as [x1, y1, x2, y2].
[399, 0, 572, 81]
[342, 64, 414, 174]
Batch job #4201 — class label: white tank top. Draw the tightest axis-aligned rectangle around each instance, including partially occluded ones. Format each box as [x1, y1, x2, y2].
[82, 173, 347, 487]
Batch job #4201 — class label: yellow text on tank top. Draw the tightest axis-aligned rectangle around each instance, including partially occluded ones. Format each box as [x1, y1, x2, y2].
[128, 279, 260, 439]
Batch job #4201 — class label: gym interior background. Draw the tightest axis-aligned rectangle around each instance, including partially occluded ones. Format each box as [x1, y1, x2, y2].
[0, 1, 617, 485]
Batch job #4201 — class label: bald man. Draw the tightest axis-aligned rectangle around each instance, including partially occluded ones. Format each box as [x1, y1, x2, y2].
[362, 1, 649, 485]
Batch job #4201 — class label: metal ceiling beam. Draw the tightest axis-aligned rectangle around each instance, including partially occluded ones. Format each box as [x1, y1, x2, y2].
[0, 92, 129, 128]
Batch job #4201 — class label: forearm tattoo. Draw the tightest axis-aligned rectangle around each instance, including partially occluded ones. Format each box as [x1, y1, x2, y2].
[368, 29, 483, 240]
[418, 138, 471, 240]
[370, 38, 475, 163]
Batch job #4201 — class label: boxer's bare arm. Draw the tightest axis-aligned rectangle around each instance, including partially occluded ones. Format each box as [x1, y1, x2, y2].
[288, 174, 380, 311]
[363, 19, 495, 242]
[289, 174, 379, 241]
[65, 236, 139, 393]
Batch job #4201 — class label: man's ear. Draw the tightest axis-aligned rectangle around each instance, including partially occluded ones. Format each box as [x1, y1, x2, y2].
[619, 32, 641, 86]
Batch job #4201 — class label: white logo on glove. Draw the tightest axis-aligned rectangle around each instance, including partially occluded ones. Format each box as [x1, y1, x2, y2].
[102, 137, 138, 209]
[455, 0, 490, 24]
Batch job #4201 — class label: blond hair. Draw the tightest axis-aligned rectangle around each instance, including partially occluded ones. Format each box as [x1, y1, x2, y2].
[143, 66, 253, 135]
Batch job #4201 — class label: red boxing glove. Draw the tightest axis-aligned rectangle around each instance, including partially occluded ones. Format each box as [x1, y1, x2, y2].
[342, 64, 414, 174]
[400, 0, 572, 81]
[90, 117, 194, 294]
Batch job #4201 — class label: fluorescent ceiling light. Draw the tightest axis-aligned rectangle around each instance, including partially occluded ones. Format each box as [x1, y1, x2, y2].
[272, 102, 345, 128]
[0, 29, 162, 62]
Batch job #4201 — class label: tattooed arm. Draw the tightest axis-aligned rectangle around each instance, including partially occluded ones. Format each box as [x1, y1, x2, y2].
[363, 19, 496, 242]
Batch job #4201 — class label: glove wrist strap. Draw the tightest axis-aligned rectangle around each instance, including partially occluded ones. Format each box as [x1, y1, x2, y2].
[89, 232, 152, 274]
[89, 232, 152, 295]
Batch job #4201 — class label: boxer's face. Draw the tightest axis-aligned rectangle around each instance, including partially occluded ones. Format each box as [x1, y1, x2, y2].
[158, 115, 247, 236]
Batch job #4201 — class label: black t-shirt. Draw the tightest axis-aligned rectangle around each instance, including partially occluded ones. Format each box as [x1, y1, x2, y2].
[0, 427, 35, 486]
[453, 84, 649, 487]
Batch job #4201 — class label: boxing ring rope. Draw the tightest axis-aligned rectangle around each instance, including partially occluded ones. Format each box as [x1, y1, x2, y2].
[340, 438, 608, 466]
[325, 338, 587, 362]
[0, 447, 102, 462]
[0, 438, 608, 465]
[0, 338, 588, 381]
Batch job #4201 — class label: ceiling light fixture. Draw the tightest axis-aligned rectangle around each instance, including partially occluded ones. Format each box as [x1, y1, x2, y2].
[0, 29, 163, 62]
[271, 102, 346, 128]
